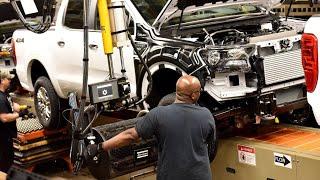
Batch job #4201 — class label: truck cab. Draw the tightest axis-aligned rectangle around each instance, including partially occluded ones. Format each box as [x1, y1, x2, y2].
[13, 0, 309, 130]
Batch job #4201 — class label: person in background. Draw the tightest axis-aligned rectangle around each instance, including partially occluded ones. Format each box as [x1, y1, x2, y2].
[0, 70, 29, 173]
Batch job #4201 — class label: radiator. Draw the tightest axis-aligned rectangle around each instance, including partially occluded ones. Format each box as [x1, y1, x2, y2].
[263, 49, 304, 85]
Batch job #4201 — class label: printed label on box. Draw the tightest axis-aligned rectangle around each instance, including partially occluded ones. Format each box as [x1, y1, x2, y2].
[274, 152, 292, 169]
[238, 144, 256, 166]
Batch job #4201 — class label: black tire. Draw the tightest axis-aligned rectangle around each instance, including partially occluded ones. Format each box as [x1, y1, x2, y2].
[34, 76, 63, 129]
[137, 57, 187, 109]
[158, 92, 176, 106]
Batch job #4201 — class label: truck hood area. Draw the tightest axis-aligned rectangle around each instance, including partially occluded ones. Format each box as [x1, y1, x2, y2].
[173, 0, 282, 9]
[153, 0, 282, 27]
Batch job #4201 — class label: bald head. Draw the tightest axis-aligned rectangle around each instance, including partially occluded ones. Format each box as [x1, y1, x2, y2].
[175, 75, 201, 104]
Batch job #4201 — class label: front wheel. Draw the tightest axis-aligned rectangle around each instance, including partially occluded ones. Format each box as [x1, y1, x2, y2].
[34, 76, 64, 129]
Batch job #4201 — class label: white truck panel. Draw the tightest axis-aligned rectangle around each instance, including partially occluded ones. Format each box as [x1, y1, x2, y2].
[12, 0, 136, 99]
[303, 16, 320, 125]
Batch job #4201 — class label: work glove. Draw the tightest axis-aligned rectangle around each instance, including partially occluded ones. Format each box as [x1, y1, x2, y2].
[19, 109, 29, 118]
[28, 112, 36, 118]
[87, 143, 104, 159]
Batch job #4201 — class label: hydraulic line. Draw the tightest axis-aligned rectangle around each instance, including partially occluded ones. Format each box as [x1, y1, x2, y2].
[10, 0, 55, 33]
[127, 32, 153, 106]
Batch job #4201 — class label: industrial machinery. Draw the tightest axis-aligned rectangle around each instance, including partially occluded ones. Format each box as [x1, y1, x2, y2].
[9, 0, 158, 178]
[9, 0, 218, 178]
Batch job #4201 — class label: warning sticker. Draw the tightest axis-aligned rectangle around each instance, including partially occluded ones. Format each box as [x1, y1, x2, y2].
[238, 145, 256, 166]
[274, 152, 292, 169]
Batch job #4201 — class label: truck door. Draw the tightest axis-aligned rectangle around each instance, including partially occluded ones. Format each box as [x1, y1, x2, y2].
[53, 0, 96, 93]
[54, 0, 118, 94]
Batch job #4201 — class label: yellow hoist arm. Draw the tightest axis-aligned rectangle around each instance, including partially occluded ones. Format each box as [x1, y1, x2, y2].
[97, 0, 113, 54]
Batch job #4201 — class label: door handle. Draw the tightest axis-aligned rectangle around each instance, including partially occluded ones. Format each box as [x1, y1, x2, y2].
[57, 41, 65, 47]
[89, 44, 98, 50]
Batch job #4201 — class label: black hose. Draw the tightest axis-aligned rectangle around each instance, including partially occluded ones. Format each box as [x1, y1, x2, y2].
[127, 32, 153, 106]
[10, 0, 55, 34]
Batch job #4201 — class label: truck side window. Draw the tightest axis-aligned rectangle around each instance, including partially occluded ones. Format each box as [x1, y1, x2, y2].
[131, 0, 166, 25]
[64, 0, 83, 29]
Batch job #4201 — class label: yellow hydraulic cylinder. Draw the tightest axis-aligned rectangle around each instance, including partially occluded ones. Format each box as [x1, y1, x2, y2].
[98, 0, 113, 54]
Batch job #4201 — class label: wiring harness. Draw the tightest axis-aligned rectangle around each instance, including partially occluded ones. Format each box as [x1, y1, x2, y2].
[10, 0, 56, 33]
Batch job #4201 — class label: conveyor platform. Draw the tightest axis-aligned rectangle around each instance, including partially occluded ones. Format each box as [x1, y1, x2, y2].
[212, 124, 320, 180]
[13, 118, 71, 172]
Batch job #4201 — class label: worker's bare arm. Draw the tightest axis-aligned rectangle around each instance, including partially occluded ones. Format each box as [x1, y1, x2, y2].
[13, 103, 20, 112]
[102, 127, 139, 151]
[0, 112, 19, 123]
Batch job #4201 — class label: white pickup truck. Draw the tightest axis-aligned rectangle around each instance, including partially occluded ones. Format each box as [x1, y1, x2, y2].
[13, 0, 309, 129]
[302, 15, 320, 126]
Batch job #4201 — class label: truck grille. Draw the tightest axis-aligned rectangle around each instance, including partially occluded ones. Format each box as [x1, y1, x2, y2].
[263, 49, 304, 85]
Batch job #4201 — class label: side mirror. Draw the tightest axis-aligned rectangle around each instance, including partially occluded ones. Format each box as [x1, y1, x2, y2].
[136, 23, 148, 39]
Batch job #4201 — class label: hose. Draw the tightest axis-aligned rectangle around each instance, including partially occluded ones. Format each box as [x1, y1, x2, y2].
[127, 32, 153, 107]
[10, 0, 55, 33]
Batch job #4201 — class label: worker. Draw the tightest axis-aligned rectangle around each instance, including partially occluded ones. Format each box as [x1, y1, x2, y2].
[87, 75, 216, 180]
[0, 70, 29, 173]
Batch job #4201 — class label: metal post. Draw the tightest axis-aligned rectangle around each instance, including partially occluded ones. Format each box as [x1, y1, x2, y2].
[107, 54, 115, 79]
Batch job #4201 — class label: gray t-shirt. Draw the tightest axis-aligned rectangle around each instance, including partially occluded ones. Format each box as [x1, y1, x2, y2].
[135, 103, 215, 180]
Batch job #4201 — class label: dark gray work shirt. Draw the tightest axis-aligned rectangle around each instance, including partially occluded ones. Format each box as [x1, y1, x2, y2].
[136, 103, 215, 180]
[0, 91, 17, 139]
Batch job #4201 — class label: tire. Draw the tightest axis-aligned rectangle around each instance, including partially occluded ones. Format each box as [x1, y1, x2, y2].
[34, 76, 63, 129]
[137, 58, 187, 109]
[158, 92, 176, 106]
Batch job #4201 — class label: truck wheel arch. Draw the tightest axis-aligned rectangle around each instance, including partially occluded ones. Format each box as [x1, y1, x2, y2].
[137, 56, 188, 109]
[29, 60, 49, 85]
